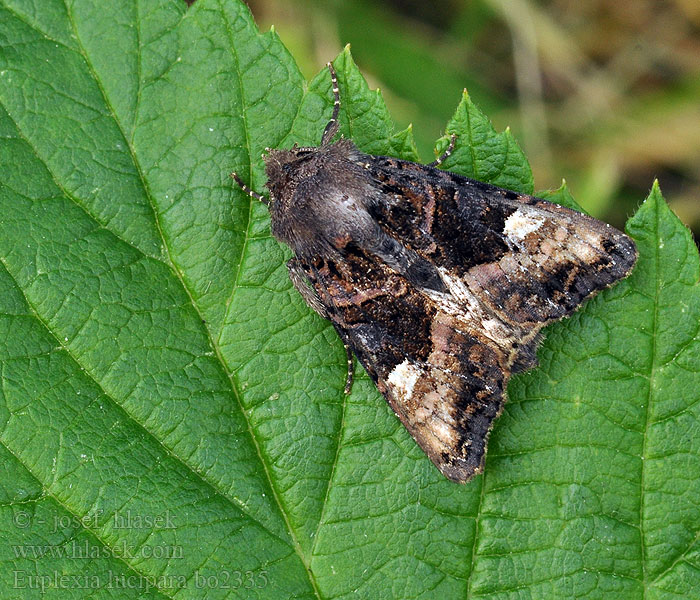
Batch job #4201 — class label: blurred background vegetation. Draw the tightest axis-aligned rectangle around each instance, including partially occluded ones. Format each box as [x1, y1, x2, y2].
[240, 0, 699, 239]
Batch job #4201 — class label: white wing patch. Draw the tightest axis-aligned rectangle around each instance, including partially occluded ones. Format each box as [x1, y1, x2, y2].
[503, 209, 545, 243]
[387, 359, 421, 402]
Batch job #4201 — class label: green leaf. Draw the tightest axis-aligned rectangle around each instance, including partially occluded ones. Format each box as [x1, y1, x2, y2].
[0, 2, 699, 599]
[436, 89, 534, 194]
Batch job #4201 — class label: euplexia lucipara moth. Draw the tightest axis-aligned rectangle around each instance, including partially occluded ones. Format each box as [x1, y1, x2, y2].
[231, 62, 637, 483]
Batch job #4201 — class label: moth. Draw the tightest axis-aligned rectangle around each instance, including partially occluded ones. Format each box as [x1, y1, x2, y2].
[232, 63, 637, 483]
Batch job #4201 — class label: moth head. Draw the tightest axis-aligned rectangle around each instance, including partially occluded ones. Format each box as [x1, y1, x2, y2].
[263, 145, 320, 205]
[231, 63, 344, 210]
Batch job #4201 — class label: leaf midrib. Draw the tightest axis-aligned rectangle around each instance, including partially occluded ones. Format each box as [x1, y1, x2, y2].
[213, 2, 324, 597]
[640, 193, 663, 595]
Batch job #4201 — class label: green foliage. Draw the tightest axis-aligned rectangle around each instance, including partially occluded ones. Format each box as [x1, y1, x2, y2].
[0, 1, 698, 598]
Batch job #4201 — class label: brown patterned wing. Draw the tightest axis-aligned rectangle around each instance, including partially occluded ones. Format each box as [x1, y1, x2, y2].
[376, 307, 511, 482]
[302, 248, 525, 483]
[296, 152, 637, 482]
[364, 155, 638, 327]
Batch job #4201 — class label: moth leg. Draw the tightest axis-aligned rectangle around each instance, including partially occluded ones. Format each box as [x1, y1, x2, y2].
[287, 258, 329, 319]
[429, 134, 457, 167]
[288, 257, 355, 393]
[230, 172, 269, 206]
[321, 62, 341, 146]
[343, 343, 354, 395]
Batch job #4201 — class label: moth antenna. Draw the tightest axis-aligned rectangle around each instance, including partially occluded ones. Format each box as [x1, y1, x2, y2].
[230, 172, 269, 205]
[321, 61, 341, 146]
[343, 343, 354, 394]
[429, 134, 457, 167]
